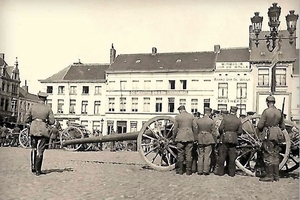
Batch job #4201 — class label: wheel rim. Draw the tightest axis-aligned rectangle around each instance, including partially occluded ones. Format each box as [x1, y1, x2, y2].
[235, 115, 291, 176]
[60, 126, 84, 151]
[137, 116, 177, 171]
[19, 128, 30, 149]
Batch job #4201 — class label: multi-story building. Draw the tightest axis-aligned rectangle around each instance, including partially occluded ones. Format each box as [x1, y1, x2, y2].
[0, 54, 20, 123]
[249, 28, 299, 123]
[39, 60, 109, 131]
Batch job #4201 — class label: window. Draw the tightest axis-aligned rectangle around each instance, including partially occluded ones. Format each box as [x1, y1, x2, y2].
[169, 80, 175, 89]
[132, 80, 139, 90]
[108, 98, 115, 111]
[143, 97, 150, 112]
[168, 98, 175, 112]
[120, 81, 127, 90]
[2, 82, 5, 92]
[58, 86, 65, 94]
[218, 104, 227, 111]
[0, 98, 4, 110]
[81, 101, 88, 114]
[179, 99, 186, 106]
[155, 98, 163, 112]
[70, 86, 77, 95]
[94, 101, 101, 114]
[120, 97, 126, 112]
[218, 83, 228, 98]
[237, 83, 247, 99]
[203, 99, 210, 111]
[144, 80, 151, 89]
[47, 99, 52, 109]
[108, 81, 116, 90]
[69, 99, 76, 114]
[82, 86, 89, 94]
[258, 68, 269, 86]
[180, 80, 187, 89]
[95, 86, 102, 95]
[5, 99, 8, 111]
[6, 84, 9, 93]
[156, 80, 163, 89]
[191, 80, 199, 89]
[191, 99, 198, 113]
[92, 121, 101, 131]
[81, 120, 88, 129]
[236, 104, 246, 115]
[130, 121, 137, 132]
[132, 98, 138, 112]
[57, 99, 64, 114]
[46, 86, 53, 94]
[276, 68, 286, 86]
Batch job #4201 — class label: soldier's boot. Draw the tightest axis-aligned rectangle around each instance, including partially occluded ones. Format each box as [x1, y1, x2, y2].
[273, 164, 279, 182]
[31, 150, 37, 173]
[186, 161, 193, 176]
[35, 155, 46, 176]
[259, 165, 274, 182]
[192, 159, 197, 173]
[177, 162, 184, 175]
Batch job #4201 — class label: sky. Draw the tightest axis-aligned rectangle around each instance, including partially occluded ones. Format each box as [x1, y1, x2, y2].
[1, 0, 299, 94]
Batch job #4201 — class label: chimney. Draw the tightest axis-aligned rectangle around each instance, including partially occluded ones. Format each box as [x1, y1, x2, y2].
[22, 80, 28, 93]
[110, 43, 116, 64]
[152, 47, 157, 55]
[214, 45, 220, 54]
[0, 53, 4, 60]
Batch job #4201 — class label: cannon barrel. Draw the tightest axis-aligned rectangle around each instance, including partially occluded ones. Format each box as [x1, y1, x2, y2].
[62, 130, 154, 147]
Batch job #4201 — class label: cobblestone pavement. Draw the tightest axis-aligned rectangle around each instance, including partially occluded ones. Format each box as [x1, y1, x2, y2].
[0, 147, 298, 200]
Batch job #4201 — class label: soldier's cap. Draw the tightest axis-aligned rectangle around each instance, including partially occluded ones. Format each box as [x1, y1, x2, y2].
[177, 105, 186, 111]
[239, 114, 246, 118]
[266, 95, 275, 102]
[221, 110, 229, 114]
[37, 91, 48, 98]
[230, 106, 238, 113]
[204, 107, 212, 113]
[213, 109, 220, 114]
[247, 111, 256, 115]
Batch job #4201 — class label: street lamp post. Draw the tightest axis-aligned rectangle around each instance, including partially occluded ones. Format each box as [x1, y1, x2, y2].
[250, 3, 298, 93]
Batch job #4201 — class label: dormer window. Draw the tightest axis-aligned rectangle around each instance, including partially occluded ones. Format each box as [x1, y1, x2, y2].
[176, 59, 182, 63]
[135, 59, 141, 63]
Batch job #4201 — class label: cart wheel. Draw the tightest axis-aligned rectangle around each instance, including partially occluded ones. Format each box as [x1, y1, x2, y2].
[137, 116, 177, 171]
[60, 126, 84, 151]
[82, 129, 94, 151]
[235, 115, 291, 176]
[19, 128, 31, 149]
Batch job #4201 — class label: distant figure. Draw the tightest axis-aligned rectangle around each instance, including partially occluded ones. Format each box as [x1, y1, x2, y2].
[49, 121, 60, 149]
[11, 124, 21, 147]
[25, 92, 55, 176]
[0, 124, 8, 147]
[257, 95, 285, 182]
[173, 105, 197, 175]
[110, 128, 116, 152]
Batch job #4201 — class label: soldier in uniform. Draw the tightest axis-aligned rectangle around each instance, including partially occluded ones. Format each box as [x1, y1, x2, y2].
[49, 121, 60, 149]
[257, 95, 285, 182]
[216, 106, 242, 177]
[11, 124, 21, 147]
[173, 105, 197, 175]
[25, 92, 55, 176]
[0, 124, 9, 147]
[195, 107, 217, 175]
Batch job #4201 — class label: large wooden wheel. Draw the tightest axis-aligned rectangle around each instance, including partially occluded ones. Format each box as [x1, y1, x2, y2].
[137, 116, 177, 171]
[60, 126, 84, 151]
[235, 115, 291, 176]
[19, 128, 31, 149]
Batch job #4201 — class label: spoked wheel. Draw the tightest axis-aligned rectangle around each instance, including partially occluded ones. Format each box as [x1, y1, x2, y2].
[235, 115, 291, 177]
[82, 129, 94, 151]
[137, 116, 177, 171]
[19, 128, 31, 149]
[60, 126, 84, 151]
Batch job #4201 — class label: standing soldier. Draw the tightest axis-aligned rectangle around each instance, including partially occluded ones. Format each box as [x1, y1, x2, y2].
[1, 124, 8, 147]
[173, 105, 197, 175]
[11, 124, 21, 147]
[25, 92, 55, 176]
[216, 106, 242, 177]
[195, 107, 217, 175]
[49, 121, 59, 149]
[257, 95, 285, 182]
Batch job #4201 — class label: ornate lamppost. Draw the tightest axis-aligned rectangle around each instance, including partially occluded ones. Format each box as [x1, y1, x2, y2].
[250, 3, 298, 93]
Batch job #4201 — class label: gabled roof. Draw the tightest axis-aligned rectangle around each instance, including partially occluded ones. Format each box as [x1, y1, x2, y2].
[107, 51, 217, 73]
[40, 63, 109, 83]
[19, 87, 39, 101]
[216, 48, 250, 62]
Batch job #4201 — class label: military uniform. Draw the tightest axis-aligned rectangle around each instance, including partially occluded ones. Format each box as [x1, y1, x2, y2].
[173, 105, 197, 175]
[49, 125, 59, 149]
[257, 95, 285, 182]
[12, 125, 21, 147]
[195, 107, 216, 175]
[25, 92, 55, 176]
[216, 106, 242, 177]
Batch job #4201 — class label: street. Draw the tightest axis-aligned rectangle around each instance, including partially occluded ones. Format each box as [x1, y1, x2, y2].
[0, 147, 298, 200]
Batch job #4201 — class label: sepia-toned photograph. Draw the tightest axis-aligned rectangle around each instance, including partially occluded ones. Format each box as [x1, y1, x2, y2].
[0, 0, 299, 199]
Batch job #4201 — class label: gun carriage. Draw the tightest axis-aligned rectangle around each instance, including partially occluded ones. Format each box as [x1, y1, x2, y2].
[19, 114, 299, 175]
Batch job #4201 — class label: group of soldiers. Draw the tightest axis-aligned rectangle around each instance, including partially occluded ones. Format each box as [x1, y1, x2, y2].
[0, 123, 21, 147]
[173, 95, 285, 182]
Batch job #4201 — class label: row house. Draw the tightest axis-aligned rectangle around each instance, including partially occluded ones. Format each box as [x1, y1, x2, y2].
[249, 28, 299, 123]
[39, 61, 109, 131]
[0, 54, 20, 123]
